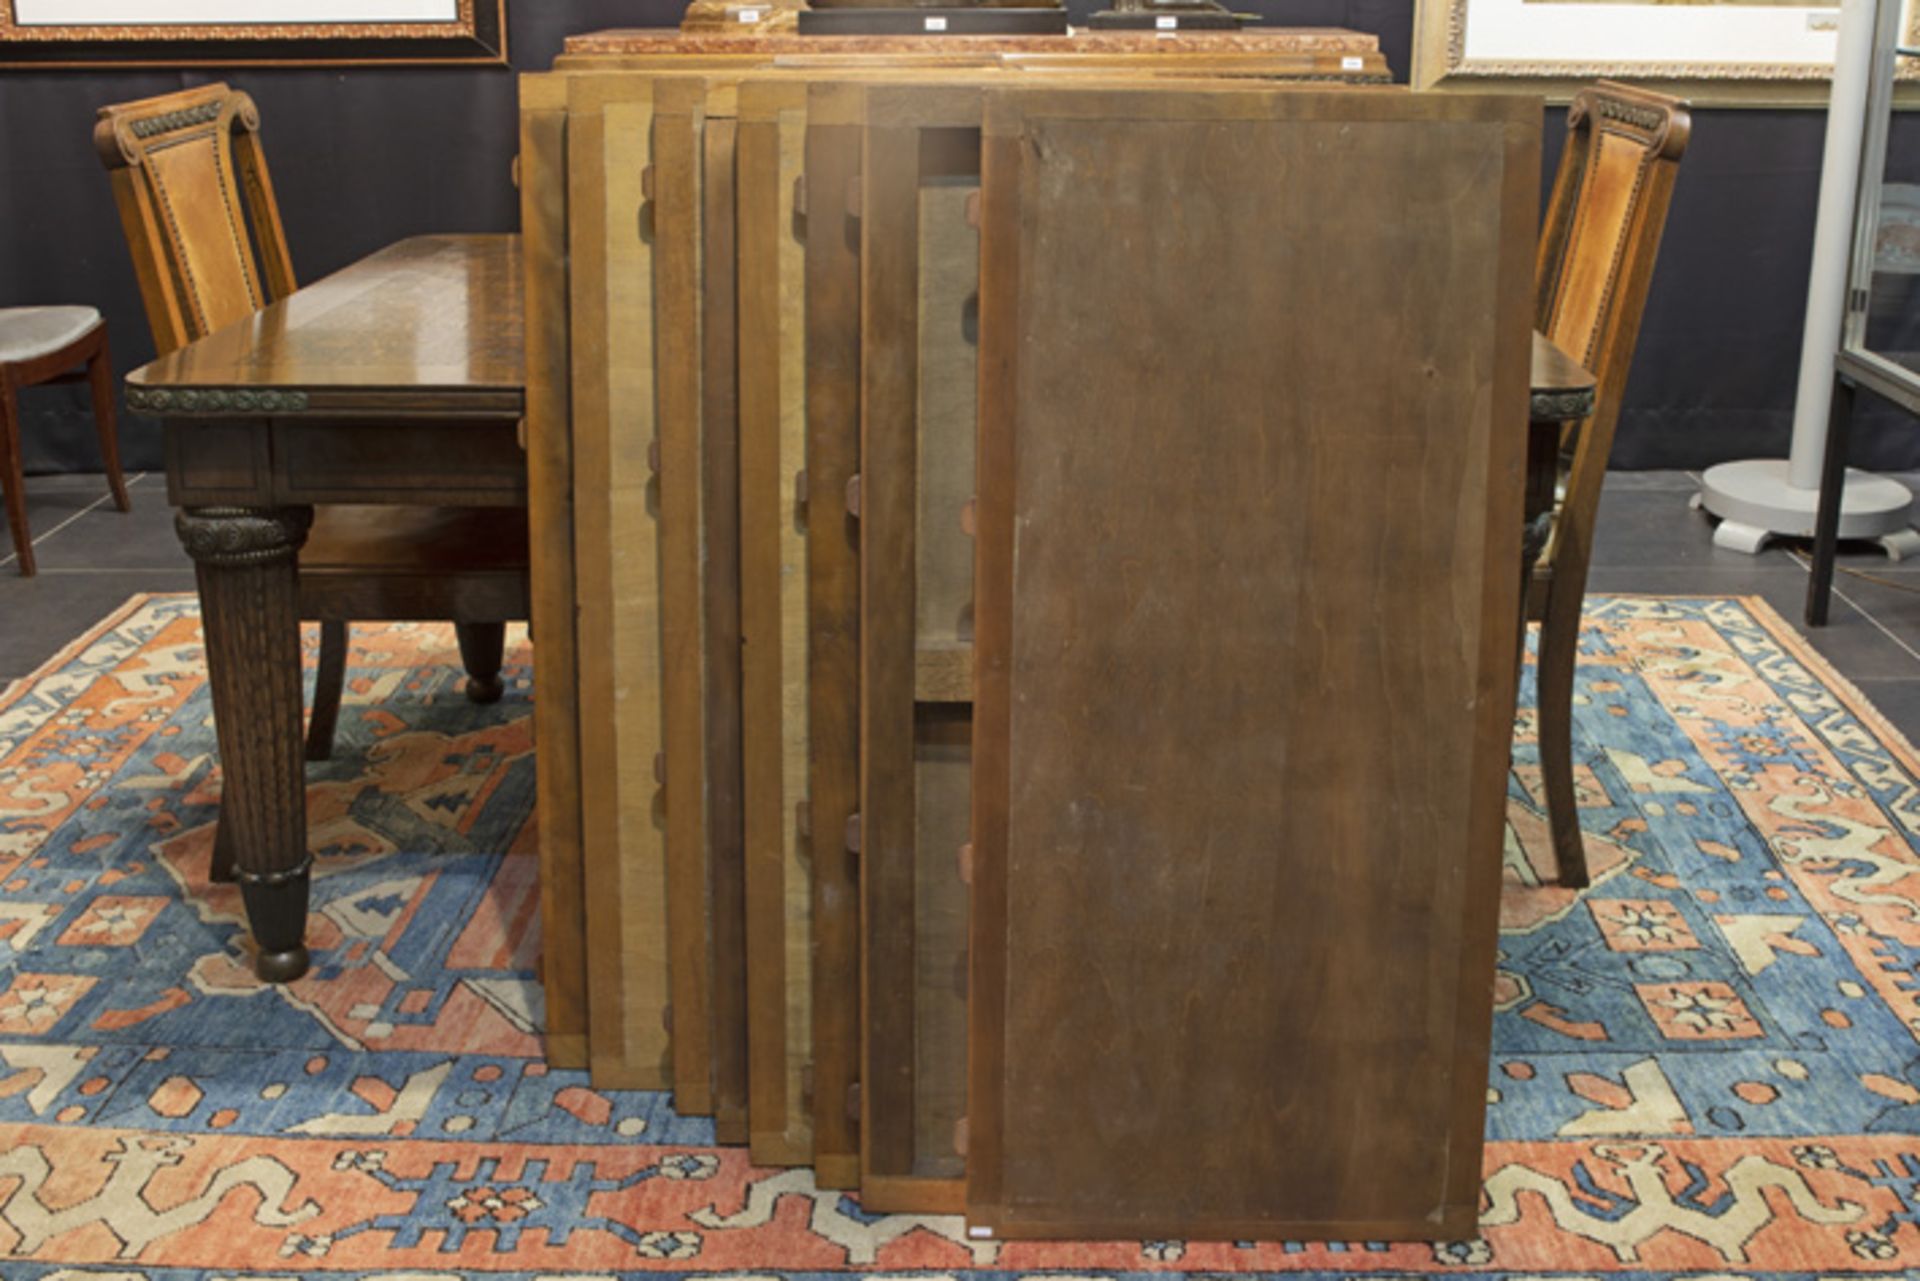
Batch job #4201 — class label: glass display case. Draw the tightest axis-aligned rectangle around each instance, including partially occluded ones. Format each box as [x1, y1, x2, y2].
[1810, 0, 1920, 621]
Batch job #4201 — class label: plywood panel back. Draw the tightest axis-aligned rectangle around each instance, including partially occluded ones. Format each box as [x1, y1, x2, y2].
[801, 82, 866, 1190]
[856, 100, 982, 1213]
[700, 101, 752, 1148]
[518, 72, 588, 1071]
[969, 85, 1539, 1241]
[652, 81, 717, 1117]
[565, 75, 673, 1090]
[738, 79, 816, 1167]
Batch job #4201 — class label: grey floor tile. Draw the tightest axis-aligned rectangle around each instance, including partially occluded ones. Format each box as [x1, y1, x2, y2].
[1, 472, 149, 573]
[1589, 483, 1809, 574]
[1810, 569, 1920, 650]
[1597, 469, 1702, 493]
[0, 568, 196, 684]
[18, 471, 123, 492]
[27, 479, 187, 573]
[1842, 678, 1920, 749]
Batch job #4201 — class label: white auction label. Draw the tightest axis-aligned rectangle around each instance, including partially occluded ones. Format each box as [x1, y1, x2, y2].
[738, 8, 762, 20]
[926, 15, 948, 30]
[1341, 55, 1363, 69]
[1156, 14, 1177, 28]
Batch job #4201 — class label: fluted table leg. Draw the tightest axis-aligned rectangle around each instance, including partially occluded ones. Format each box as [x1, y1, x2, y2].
[176, 505, 314, 982]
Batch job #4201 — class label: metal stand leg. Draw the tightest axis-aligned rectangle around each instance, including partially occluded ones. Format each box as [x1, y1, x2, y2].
[1807, 375, 1857, 626]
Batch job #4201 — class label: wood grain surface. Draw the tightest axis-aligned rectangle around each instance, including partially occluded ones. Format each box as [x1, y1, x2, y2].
[968, 84, 1539, 1240]
[738, 78, 819, 1168]
[129, 235, 522, 411]
[802, 81, 867, 1190]
[564, 74, 675, 1090]
[653, 79, 718, 1118]
[856, 93, 981, 1211]
[516, 73, 588, 1070]
[700, 101, 753, 1148]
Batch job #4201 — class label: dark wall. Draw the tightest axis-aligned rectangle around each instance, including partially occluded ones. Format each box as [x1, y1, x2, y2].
[1, 0, 1907, 473]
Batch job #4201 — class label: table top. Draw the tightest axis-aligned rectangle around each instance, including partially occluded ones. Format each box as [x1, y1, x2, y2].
[126, 230, 1587, 424]
[1530, 331, 1596, 422]
[127, 234, 523, 419]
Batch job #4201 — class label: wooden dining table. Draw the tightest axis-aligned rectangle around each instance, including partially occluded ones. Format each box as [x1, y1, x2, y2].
[126, 233, 525, 982]
[125, 228, 1589, 985]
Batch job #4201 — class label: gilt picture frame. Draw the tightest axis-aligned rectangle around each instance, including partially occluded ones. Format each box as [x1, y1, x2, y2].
[0, 0, 506, 67]
[1413, 0, 1919, 106]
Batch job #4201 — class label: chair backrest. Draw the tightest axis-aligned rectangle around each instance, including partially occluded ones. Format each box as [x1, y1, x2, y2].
[94, 83, 296, 356]
[1534, 81, 1690, 575]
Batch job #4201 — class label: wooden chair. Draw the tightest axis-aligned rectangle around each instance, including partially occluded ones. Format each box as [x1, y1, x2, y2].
[1, 309, 129, 575]
[1529, 82, 1691, 887]
[95, 83, 528, 875]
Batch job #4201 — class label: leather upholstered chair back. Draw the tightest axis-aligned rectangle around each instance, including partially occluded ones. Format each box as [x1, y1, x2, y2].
[94, 83, 297, 356]
[1536, 81, 1691, 460]
[1527, 81, 1690, 890]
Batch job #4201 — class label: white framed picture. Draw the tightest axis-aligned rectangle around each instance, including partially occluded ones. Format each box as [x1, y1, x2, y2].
[1414, 0, 1919, 105]
[0, 0, 504, 66]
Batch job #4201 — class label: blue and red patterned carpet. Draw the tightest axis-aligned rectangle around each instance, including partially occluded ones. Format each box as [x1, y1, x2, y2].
[1, 592, 1918, 1278]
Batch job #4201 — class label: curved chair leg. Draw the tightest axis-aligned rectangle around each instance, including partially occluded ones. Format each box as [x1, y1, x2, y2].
[305, 620, 348, 762]
[0, 375, 32, 577]
[86, 335, 131, 514]
[456, 622, 507, 704]
[1536, 578, 1589, 889]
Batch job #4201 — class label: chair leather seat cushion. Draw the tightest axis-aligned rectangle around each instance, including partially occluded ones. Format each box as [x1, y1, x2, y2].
[0, 306, 101, 364]
[302, 505, 530, 576]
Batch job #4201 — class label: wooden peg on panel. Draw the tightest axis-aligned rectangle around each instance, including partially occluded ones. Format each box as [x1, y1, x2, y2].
[845, 472, 862, 519]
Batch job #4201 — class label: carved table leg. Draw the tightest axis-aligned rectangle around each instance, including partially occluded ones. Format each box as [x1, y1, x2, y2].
[177, 505, 314, 982]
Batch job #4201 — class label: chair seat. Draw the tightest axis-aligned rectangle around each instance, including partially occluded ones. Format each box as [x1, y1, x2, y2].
[0, 306, 101, 364]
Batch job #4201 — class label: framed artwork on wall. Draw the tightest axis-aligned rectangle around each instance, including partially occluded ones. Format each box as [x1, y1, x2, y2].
[1413, 0, 1918, 106]
[0, 0, 506, 67]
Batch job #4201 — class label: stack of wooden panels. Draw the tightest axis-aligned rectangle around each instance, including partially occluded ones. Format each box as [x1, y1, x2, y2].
[518, 30, 1539, 1240]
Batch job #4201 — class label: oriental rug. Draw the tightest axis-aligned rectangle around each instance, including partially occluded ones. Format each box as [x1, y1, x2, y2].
[0, 592, 1917, 1280]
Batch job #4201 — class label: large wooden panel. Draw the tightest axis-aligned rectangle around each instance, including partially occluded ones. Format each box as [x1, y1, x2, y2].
[801, 80, 866, 1191]
[564, 74, 674, 1090]
[517, 73, 586, 1070]
[738, 78, 815, 1168]
[969, 85, 1539, 1240]
[698, 87, 752, 1147]
[856, 90, 982, 1214]
[652, 79, 719, 1118]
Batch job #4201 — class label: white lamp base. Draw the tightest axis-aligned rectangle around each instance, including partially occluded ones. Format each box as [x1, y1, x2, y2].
[1694, 458, 1920, 557]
